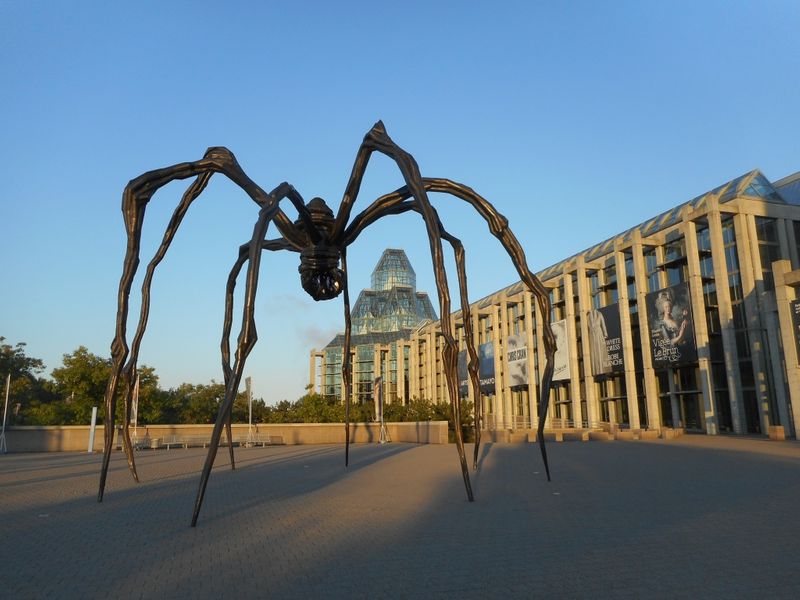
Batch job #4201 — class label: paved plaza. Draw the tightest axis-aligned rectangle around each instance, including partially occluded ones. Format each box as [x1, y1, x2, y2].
[1, 435, 799, 599]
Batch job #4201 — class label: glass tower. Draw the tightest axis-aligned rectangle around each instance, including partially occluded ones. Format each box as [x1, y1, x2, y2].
[320, 249, 436, 404]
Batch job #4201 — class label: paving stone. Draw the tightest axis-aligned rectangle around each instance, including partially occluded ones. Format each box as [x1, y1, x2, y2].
[0, 437, 799, 598]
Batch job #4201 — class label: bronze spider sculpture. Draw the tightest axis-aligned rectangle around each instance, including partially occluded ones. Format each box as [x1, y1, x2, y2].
[97, 121, 556, 526]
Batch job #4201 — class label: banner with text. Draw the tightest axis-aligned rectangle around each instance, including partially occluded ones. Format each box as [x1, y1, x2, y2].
[587, 304, 624, 377]
[506, 333, 529, 387]
[645, 282, 698, 368]
[457, 350, 469, 397]
[551, 320, 571, 381]
[478, 342, 496, 394]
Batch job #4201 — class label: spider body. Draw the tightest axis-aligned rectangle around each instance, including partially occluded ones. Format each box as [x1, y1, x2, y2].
[296, 198, 345, 300]
[97, 121, 556, 527]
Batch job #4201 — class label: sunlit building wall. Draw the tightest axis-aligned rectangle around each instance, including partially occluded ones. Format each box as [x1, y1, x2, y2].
[310, 170, 800, 439]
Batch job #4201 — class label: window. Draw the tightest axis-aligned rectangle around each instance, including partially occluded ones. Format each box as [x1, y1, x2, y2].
[755, 217, 781, 291]
[722, 216, 759, 433]
[794, 221, 800, 269]
[663, 237, 687, 285]
[644, 247, 660, 292]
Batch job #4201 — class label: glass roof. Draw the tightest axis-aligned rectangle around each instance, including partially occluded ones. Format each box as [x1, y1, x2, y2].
[324, 330, 412, 349]
[537, 169, 784, 281]
[324, 248, 437, 347]
[371, 248, 417, 292]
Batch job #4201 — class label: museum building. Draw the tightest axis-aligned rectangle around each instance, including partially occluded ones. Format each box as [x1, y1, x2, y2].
[310, 249, 437, 405]
[310, 169, 800, 439]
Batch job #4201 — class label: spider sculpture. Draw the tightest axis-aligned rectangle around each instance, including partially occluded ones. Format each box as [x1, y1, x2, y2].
[97, 121, 556, 526]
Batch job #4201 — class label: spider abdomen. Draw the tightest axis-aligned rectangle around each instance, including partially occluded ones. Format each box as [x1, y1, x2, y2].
[299, 245, 344, 301]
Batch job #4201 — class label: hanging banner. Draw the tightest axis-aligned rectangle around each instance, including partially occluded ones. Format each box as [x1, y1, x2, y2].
[131, 373, 140, 430]
[791, 300, 800, 364]
[478, 342, 496, 393]
[645, 282, 697, 368]
[506, 333, 529, 387]
[551, 320, 571, 381]
[457, 350, 469, 397]
[588, 305, 624, 377]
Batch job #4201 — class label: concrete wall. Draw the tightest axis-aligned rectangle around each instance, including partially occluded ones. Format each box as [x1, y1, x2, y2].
[2, 421, 450, 452]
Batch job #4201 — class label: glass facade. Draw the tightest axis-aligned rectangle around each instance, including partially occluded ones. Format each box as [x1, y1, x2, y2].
[371, 249, 416, 291]
[318, 249, 436, 405]
[352, 249, 436, 335]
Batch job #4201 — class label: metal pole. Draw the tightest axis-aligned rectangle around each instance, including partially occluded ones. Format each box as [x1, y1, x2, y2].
[132, 373, 140, 441]
[376, 376, 389, 444]
[246, 376, 253, 445]
[0, 374, 10, 453]
[88, 406, 98, 453]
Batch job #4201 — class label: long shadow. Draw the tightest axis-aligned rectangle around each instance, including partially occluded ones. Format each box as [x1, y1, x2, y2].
[192, 442, 415, 525]
[268, 442, 800, 597]
[0, 442, 414, 528]
[8, 440, 799, 598]
[0, 452, 103, 476]
[1, 442, 424, 599]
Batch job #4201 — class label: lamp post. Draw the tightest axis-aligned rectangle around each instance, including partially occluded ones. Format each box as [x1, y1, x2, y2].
[0, 374, 10, 454]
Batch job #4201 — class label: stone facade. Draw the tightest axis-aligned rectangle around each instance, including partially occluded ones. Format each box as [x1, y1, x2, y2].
[311, 169, 800, 438]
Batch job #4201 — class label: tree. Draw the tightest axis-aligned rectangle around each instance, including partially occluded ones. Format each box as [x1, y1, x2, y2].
[0, 336, 45, 377]
[0, 336, 54, 425]
[49, 346, 112, 424]
[130, 366, 171, 425]
[432, 398, 475, 443]
[170, 382, 224, 424]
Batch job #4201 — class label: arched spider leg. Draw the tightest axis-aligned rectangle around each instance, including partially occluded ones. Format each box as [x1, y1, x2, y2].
[217, 182, 308, 468]
[220, 237, 297, 469]
[341, 177, 556, 481]
[339, 122, 474, 501]
[341, 248, 353, 466]
[345, 201, 483, 468]
[420, 178, 555, 480]
[191, 201, 285, 526]
[100, 168, 212, 499]
[99, 148, 309, 502]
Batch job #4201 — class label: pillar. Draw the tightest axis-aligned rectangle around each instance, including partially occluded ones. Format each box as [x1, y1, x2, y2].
[614, 247, 641, 429]
[682, 214, 718, 434]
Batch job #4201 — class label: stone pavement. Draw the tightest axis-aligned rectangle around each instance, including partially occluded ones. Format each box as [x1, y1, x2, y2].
[1, 436, 799, 599]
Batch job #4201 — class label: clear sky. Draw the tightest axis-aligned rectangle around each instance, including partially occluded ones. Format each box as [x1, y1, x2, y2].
[2, 1, 798, 405]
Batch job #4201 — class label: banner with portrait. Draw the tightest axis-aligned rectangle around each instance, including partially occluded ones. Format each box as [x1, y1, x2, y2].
[550, 320, 571, 381]
[645, 282, 697, 368]
[506, 333, 529, 387]
[478, 342, 496, 393]
[587, 304, 624, 377]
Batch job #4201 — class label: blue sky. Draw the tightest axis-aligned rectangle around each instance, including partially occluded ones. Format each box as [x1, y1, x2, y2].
[2, 1, 798, 405]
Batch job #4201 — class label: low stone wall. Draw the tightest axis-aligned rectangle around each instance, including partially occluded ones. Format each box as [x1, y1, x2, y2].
[2, 421, 449, 452]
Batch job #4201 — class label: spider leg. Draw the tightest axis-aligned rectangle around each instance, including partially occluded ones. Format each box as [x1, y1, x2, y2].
[344, 123, 473, 501]
[343, 196, 484, 469]
[191, 202, 282, 526]
[99, 149, 306, 502]
[100, 167, 213, 501]
[340, 249, 353, 466]
[217, 183, 305, 469]
[437, 227, 482, 470]
[341, 177, 556, 480]
[422, 179, 555, 480]
[220, 237, 296, 469]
